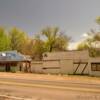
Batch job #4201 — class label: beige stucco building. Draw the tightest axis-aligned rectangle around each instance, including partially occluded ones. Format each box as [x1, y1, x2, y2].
[42, 50, 89, 75]
[31, 50, 100, 76]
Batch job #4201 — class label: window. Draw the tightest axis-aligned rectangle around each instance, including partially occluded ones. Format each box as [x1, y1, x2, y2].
[97, 64, 100, 71]
[91, 63, 97, 71]
[91, 63, 100, 71]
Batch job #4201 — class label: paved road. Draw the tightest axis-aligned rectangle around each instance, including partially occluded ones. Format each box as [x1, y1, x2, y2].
[0, 73, 100, 100]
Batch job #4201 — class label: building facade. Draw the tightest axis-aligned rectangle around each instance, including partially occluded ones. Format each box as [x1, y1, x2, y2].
[0, 51, 31, 72]
[0, 50, 100, 76]
[31, 50, 100, 76]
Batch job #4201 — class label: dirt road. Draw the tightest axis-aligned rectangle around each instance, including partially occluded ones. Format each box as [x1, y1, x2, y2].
[0, 72, 100, 100]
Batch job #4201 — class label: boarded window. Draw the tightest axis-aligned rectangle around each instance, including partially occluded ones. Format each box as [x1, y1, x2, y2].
[91, 63, 100, 71]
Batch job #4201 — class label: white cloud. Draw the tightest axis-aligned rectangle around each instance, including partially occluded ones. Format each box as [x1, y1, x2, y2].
[68, 41, 82, 50]
[82, 32, 89, 38]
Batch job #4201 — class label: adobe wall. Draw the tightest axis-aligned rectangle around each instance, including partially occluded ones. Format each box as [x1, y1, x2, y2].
[31, 61, 43, 73]
[21, 50, 100, 76]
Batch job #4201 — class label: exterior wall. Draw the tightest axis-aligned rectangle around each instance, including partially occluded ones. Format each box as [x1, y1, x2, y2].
[43, 60, 60, 74]
[31, 60, 73, 74]
[43, 50, 89, 60]
[7, 50, 98, 77]
[31, 60, 60, 74]
[83, 63, 89, 74]
[30, 59, 89, 75]
[26, 50, 89, 74]
[43, 60, 60, 68]
[73, 50, 89, 60]
[89, 58, 100, 76]
[60, 59, 73, 74]
[43, 52, 71, 60]
[31, 61, 43, 73]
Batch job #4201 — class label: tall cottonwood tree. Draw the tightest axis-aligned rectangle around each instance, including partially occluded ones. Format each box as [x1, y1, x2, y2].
[41, 27, 70, 52]
[32, 34, 45, 60]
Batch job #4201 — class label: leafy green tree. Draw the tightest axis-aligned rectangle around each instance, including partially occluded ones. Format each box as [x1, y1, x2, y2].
[0, 27, 10, 51]
[77, 42, 97, 57]
[93, 33, 100, 41]
[77, 17, 100, 57]
[53, 33, 70, 51]
[41, 27, 70, 52]
[9, 27, 28, 54]
[32, 34, 45, 60]
[77, 32, 100, 57]
[96, 16, 100, 25]
[77, 42, 89, 50]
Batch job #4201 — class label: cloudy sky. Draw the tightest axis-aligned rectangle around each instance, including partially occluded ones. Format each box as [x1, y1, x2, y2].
[0, 0, 100, 41]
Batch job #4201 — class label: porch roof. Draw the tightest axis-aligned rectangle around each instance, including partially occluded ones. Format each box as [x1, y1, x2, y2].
[0, 51, 31, 62]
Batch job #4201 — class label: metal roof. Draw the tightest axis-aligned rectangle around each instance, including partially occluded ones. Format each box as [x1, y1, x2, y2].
[0, 51, 31, 62]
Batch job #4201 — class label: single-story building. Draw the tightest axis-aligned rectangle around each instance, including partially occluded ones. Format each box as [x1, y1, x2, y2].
[42, 50, 89, 75]
[0, 50, 100, 76]
[31, 50, 100, 76]
[0, 51, 31, 72]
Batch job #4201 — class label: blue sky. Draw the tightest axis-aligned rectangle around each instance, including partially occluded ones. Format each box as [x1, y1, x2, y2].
[0, 0, 100, 41]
